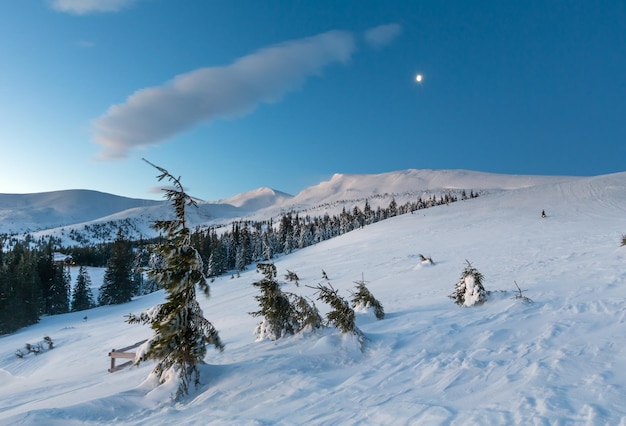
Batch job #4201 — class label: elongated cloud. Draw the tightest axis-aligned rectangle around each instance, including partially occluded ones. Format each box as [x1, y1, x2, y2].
[93, 30, 355, 159]
[364, 24, 402, 49]
[93, 25, 400, 159]
[50, 0, 139, 15]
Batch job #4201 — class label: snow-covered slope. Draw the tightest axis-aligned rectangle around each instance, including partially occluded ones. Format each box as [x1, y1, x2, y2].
[1, 171, 625, 424]
[288, 169, 578, 207]
[0, 190, 163, 234]
[216, 187, 293, 210]
[3, 169, 576, 245]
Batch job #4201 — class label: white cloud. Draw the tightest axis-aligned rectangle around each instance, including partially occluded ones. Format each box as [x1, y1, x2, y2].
[93, 30, 356, 159]
[363, 24, 402, 49]
[49, 0, 139, 15]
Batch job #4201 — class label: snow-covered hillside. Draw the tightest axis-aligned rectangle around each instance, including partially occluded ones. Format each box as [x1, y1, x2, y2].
[1, 169, 581, 246]
[288, 168, 577, 207]
[1, 171, 625, 424]
[0, 190, 163, 235]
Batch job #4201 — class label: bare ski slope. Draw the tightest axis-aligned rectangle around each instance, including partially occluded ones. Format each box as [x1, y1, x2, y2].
[0, 172, 625, 425]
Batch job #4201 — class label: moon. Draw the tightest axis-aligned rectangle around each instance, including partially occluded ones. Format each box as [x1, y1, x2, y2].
[415, 74, 423, 83]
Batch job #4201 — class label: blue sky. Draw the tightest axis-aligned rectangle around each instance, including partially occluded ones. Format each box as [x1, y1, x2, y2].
[1, 0, 624, 201]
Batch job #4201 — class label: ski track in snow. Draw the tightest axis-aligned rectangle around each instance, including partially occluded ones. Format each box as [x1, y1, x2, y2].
[1, 172, 626, 425]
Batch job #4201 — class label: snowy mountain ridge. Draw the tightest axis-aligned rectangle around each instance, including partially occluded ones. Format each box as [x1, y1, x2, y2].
[1, 169, 581, 243]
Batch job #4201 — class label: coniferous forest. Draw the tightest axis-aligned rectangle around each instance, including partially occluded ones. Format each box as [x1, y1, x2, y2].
[0, 190, 477, 335]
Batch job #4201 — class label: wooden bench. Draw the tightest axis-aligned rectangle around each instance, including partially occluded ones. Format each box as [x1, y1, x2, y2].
[108, 339, 147, 373]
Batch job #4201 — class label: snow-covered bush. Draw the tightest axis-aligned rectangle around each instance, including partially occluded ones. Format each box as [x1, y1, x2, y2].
[15, 336, 54, 358]
[419, 254, 434, 265]
[621, 234, 626, 247]
[449, 260, 487, 307]
[350, 275, 384, 320]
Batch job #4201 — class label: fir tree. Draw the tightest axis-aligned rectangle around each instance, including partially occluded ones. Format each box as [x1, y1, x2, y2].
[312, 282, 359, 335]
[1, 242, 41, 334]
[250, 263, 321, 340]
[71, 266, 95, 312]
[350, 274, 384, 320]
[126, 160, 223, 399]
[250, 263, 296, 340]
[449, 260, 487, 307]
[47, 263, 70, 315]
[98, 229, 136, 305]
[37, 243, 69, 315]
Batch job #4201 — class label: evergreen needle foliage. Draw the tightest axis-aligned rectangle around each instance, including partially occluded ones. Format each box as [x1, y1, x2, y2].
[126, 160, 224, 399]
[351, 274, 384, 320]
[312, 282, 358, 335]
[71, 266, 95, 312]
[251, 263, 296, 340]
[284, 270, 300, 286]
[621, 234, 626, 247]
[98, 229, 136, 306]
[251, 263, 321, 340]
[449, 260, 487, 307]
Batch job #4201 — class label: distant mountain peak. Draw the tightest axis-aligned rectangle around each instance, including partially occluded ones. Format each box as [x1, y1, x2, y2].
[217, 187, 293, 210]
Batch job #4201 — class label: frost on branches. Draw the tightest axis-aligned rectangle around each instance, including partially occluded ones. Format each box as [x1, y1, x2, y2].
[126, 160, 223, 400]
[449, 260, 487, 307]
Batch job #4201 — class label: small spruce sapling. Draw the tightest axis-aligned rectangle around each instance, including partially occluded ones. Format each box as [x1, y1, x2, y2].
[284, 270, 300, 286]
[350, 274, 384, 320]
[512, 281, 534, 304]
[251, 264, 321, 340]
[290, 294, 323, 332]
[621, 234, 626, 247]
[250, 263, 297, 340]
[311, 282, 359, 335]
[449, 260, 487, 307]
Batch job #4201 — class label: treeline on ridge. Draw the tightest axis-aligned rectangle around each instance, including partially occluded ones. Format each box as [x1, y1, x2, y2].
[0, 190, 478, 335]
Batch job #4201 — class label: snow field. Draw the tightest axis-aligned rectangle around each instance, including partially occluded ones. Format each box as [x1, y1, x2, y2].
[1, 172, 625, 424]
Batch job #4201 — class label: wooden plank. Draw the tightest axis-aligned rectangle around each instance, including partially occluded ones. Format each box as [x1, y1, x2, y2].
[108, 360, 133, 373]
[110, 352, 136, 359]
[108, 339, 147, 373]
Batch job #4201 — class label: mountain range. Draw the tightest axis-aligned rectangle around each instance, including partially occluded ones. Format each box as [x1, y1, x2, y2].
[0, 169, 578, 244]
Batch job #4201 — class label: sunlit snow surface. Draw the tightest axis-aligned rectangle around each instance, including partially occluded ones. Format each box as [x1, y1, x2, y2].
[1, 172, 625, 425]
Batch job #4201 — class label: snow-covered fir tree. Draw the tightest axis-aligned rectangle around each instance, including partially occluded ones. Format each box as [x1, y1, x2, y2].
[350, 275, 384, 320]
[312, 280, 359, 335]
[126, 161, 223, 399]
[250, 263, 296, 340]
[250, 263, 321, 340]
[71, 266, 95, 312]
[449, 260, 487, 307]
